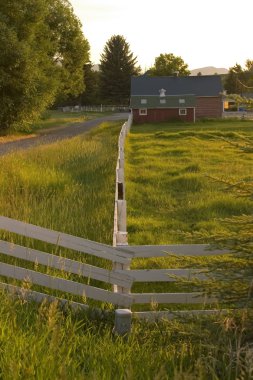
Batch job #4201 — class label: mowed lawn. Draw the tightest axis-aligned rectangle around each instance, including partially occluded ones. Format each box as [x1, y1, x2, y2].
[125, 119, 253, 246]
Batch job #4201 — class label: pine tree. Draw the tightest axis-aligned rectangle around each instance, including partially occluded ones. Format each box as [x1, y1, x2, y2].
[99, 35, 141, 105]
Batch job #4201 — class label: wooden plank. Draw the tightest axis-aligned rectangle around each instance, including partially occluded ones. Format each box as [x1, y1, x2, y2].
[117, 268, 207, 282]
[116, 168, 124, 183]
[0, 240, 133, 288]
[132, 292, 215, 304]
[0, 216, 132, 264]
[0, 281, 89, 310]
[117, 200, 127, 232]
[133, 309, 229, 321]
[0, 262, 132, 307]
[121, 244, 228, 258]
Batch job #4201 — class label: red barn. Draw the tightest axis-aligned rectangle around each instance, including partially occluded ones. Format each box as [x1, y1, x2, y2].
[130, 75, 223, 123]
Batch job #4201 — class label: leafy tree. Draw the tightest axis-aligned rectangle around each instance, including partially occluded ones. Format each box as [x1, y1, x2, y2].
[224, 64, 244, 94]
[55, 63, 100, 106]
[225, 61, 253, 94]
[0, 0, 89, 131]
[99, 35, 141, 104]
[149, 53, 190, 76]
[79, 64, 100, 105]
[245, 59, 253, 72]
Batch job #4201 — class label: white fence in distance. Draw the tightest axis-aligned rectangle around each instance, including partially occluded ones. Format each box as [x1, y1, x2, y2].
[60, 105, 129, 113]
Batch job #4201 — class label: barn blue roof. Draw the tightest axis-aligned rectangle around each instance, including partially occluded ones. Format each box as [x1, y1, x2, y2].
[131, 75, 223, 97]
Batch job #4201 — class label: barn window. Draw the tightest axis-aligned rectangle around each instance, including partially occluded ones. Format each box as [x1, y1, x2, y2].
[179, 98, 185, 104]
[139, 108, 147, 115]
[179, 108, 187, 115]
[141, 99, 147, 104]
[160, 99, 166, 104]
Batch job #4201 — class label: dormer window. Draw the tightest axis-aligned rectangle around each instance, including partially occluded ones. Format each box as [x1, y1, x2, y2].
[159, 88, 166, 97]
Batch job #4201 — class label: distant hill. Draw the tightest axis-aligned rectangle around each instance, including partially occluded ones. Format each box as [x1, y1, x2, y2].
[190, 66, 228, 76]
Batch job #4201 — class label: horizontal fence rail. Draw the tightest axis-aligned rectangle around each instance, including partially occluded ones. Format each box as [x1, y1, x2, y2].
[0, 240, 133, 288]
[0, 216, 132, 265]
[0, 262, 131, 307]
[120, 244, 229, 257]
[0, 114, 233, 322]
[60, 105, 129, 113]
[0, 215, 224, 312]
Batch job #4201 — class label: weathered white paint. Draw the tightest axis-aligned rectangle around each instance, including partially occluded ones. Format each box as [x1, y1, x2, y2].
[114, 309, 132, 336]
[0, 262, 132, 307]
[120, 244, 227, 257]
[133, 309, 228, 322]
[0, 216, 132, 264]
[0, 240, 133, 288]
[132, 292, 215, 304]
[117, 268, 207, 282]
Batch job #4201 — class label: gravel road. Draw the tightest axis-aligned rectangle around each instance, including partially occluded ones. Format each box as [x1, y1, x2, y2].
[0, 113, 129, 157]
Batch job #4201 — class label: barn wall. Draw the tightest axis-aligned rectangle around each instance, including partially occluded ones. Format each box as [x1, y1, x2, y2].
[132, 108, 194, 124]
[195, 96, 223, 119]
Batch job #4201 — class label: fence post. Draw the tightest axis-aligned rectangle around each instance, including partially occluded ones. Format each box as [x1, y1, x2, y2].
[114, 309, 132, 336]
[112, 114, 132, 302]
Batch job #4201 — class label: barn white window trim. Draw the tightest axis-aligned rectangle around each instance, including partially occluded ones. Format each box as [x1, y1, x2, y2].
[179, 98, 185, 104]
[179, 108, 187, 115]
[139, 108, 147, 115]
[141, 99, 147, 104]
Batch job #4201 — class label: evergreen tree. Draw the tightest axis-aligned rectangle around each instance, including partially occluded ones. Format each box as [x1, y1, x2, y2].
[99, 35, 141, 104]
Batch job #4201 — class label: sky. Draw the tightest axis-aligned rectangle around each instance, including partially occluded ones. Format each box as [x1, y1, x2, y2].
[69, 0, 252, 71]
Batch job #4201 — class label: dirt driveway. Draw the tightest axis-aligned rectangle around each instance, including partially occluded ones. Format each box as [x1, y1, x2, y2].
[0, 113, 129, 157]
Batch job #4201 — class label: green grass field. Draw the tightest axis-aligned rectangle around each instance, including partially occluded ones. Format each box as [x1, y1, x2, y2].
[125, 119, 253, 245]
[0, 118, 252, 379]
[0, 120, 122, 305]
[125, 120, 253, 310]
[0, 290, 252, 380]
[0, 109, 112, 138]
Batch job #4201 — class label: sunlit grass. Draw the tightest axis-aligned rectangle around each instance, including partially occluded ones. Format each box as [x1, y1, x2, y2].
[0, 290, 252, 380]
[0, 121, 121, 243]
[0, 121, 123, 305]
[125, 120, 253, 245]
[0, 118, 252, 378]
[0, 109, 113, 137]
[125, 120, 253, 310]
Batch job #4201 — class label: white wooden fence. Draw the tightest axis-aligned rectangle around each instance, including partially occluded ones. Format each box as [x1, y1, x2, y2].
[0, 112, 230, 324]
[60, 105, 129, 113]
[0, 215, 227, 320]
[222, 111, 253, 120]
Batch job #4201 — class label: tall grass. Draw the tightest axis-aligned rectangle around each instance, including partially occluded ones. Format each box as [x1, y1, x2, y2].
[125, 120, 253, 312]
[0, 121, 122, 303]
[125, 120, 253, 245]
[0, 121, 120, 243]
[0, 291, 252, 379]
[0, 119, 253, 379]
